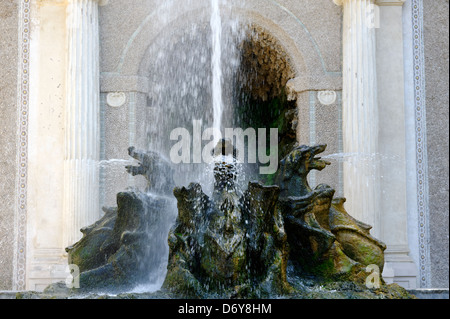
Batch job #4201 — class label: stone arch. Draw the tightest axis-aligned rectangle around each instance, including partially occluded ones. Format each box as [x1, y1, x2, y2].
[103, 0, 343, 173]
[113, 0, 337, 86]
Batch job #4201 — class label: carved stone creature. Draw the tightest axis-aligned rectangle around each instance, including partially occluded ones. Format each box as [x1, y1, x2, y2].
[329, 198, 387, 271]
[275, 144, 386, 279]
[275, 144, 331, 198]
[125, 146, 175, 195]
[65, 148, 176, 291]
[163, 141, 291, 298]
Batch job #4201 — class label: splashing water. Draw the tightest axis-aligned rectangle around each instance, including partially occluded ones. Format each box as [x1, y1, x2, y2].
[211, 0, 224, 136]
[145, 0, 245, 194]
[121, 0, 246, 292]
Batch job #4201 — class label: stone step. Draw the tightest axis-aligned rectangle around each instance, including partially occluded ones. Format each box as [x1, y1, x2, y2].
[408, 288, 449, 299]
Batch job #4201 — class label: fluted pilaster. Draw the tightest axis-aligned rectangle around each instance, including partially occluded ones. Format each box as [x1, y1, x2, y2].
[64, 0, 101, 247]
[334, 0, 380, 234]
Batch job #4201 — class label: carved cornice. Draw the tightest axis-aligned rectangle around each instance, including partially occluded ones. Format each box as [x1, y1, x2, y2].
[285, 76, 342, 100]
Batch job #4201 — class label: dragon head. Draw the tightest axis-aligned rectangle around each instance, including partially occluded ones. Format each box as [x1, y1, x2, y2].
[289, 144, 331, 174]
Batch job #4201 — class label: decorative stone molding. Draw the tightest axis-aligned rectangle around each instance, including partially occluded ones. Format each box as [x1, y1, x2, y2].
[63, 0, 102, 248]
[28, 249, 68, 291]
[286, 76, 342, 101]
[384, 245, 418, 288]
[410, 0, 430, 289]
[13, 0, 32, 292]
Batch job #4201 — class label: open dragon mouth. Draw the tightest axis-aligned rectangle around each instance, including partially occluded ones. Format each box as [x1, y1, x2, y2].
[310, 145, 331, 170]
[311, 156, 332, 170]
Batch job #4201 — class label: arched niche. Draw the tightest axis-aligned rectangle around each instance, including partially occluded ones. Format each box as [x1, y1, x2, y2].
[99, 0, 343, 200]
[112, 0, 339, 80]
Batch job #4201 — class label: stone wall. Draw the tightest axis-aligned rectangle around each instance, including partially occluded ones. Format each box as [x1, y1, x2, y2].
[0, 0, 19, 290]
[423, 0, 449, 288]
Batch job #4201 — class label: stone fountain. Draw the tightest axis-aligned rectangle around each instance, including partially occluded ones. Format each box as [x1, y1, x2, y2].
[40, 140, 414, 299]
[275, 144, 387, 282]
[162, 139, 291, 298]
[63, 146, 177, 292]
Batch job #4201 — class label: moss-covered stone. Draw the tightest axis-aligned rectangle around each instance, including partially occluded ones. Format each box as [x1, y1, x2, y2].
[65, 191, 176, 292]
[64, 147, 177, 293]
[163, 150, 292, 298]
[274, 145, 389, 284]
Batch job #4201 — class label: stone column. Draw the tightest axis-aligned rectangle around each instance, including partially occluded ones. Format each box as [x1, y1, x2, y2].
[333, 0, 381, 236]
[63, 0, 102, 247]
